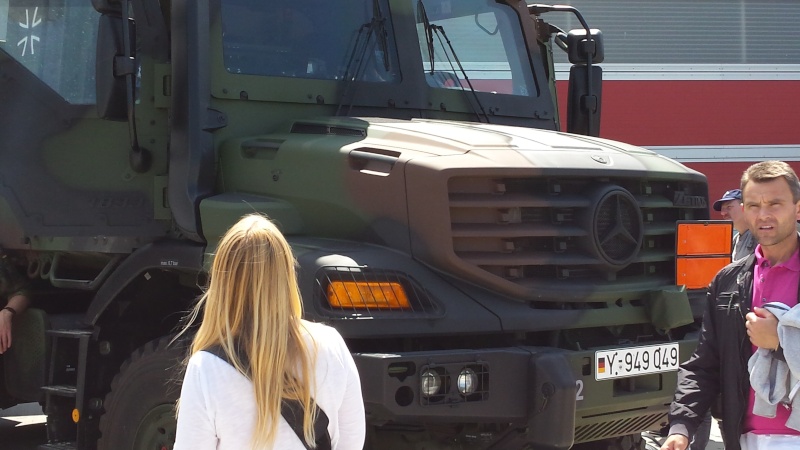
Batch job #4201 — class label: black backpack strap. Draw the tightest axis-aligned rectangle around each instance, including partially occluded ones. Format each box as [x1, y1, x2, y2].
[281, 398, 331, 450]
[201, 345, 331, 450]
[203, 344, 250, 372]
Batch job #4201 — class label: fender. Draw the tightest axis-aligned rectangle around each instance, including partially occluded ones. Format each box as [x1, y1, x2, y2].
[84, 240, 205, 325]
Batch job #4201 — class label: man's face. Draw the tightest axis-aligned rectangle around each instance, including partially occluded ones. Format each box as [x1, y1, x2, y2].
[720, 199, 747, 232]
[742, 178, 800, 250]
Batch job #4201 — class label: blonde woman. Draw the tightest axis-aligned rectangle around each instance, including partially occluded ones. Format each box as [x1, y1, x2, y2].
[174, 214, 365, 449]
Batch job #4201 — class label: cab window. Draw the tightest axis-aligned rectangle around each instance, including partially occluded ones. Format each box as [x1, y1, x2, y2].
[412, 0, 537, 96]
[0, 0, 97, 104]
[221, 0, 401, 83]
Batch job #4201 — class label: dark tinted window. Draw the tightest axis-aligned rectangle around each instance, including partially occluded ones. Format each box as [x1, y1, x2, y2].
[221, 0, 401, 83]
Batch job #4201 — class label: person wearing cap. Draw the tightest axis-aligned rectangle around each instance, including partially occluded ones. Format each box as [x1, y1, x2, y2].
[714, 188, 756, 261]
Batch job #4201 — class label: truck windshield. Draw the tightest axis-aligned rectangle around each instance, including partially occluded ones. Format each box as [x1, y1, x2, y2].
[221, 0, 400, 83]
[413, 0, 536, 96]
[0, 0, 97, 104]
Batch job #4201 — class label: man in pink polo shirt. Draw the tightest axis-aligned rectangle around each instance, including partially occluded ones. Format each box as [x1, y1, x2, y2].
[661, 160, 800, 450]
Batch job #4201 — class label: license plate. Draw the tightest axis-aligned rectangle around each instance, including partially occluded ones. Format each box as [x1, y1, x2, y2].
[595, 343, 680, 380]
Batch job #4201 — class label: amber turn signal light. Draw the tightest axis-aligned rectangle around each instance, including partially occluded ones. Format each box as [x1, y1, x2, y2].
[326, 281, 411, 309]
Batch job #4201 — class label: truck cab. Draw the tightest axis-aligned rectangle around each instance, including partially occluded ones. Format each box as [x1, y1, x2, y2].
[0, 1, 709, 449]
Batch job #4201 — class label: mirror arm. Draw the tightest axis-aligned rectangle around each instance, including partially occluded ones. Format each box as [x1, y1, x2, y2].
[120, 0, 151, 173]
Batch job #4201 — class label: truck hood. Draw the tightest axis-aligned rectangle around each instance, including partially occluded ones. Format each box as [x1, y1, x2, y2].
[215, 115, 709, 301]
[354, 117, 698, 177]
[326, 117, 709, 301]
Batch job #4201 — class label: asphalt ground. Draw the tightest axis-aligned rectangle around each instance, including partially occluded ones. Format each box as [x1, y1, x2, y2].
[1, 402, 725, 450]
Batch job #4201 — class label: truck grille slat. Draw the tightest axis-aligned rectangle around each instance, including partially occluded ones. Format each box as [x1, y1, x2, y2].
[634, 195, 676, 208]
[459, 251, 598, 266]
[449, 193, 591, 208]
[642, 223, 679, 235]
[452, 223, 587, 238]
[458, 248, 674, 267]
[515, 276, 672, 293]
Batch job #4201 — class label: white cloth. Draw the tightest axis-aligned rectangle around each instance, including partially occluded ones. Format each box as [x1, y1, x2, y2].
[740, 432, 800, 450]
[747, 302, 800, 431]
[174, 321, 366, 450]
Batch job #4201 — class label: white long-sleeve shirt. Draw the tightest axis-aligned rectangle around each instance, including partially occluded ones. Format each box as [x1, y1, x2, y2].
[174, 321, 365, 450]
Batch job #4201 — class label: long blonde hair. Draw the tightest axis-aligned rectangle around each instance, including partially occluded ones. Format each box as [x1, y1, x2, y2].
[182, 214, 317, 448]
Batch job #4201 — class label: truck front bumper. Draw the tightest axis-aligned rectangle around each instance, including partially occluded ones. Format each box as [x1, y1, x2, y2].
[355, 339, 696, 449]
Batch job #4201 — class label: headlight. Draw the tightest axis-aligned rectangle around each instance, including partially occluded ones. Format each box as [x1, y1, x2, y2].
[457, 368, 478, 395]
[420, 369, 441, 397]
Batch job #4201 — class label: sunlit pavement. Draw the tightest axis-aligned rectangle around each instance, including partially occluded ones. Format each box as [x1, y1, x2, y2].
[707, 418, 724, 450]
[0, 403, 47, 449]
[643, 419, 724, 450]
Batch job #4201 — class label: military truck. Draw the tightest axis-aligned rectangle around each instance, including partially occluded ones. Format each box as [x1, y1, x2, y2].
[0, 0, 711, 449]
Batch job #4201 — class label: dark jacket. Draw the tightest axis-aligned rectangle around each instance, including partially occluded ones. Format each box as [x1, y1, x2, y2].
[668, 242, 800, 450]
[668, 253, 754, 450]
[0, 252, 28, 302]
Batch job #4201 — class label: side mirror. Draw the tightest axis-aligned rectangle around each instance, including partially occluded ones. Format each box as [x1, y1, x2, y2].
[527, 5, 604, 137]
[566, 28, 604, 65]
[567, 65, 602, 137]
[96, 14, 135, 121]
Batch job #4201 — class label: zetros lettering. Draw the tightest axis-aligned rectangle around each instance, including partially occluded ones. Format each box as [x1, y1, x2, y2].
[673, 191, 708, 208]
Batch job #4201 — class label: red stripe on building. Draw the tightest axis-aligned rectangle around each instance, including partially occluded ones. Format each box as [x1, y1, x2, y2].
[686, 161, 800, 217]
[556, 80, 800, 146]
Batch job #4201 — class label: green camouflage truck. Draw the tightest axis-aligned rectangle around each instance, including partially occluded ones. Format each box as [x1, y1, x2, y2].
[0, 0, 711, 449]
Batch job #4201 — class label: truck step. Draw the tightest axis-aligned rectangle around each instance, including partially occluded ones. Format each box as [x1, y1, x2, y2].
[45, 329, 93, 338]
[37, 443, 77, 450]
[41, 384, 77, 397]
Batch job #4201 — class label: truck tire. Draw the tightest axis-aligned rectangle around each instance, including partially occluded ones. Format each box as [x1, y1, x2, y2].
[97, 335, 187, 450]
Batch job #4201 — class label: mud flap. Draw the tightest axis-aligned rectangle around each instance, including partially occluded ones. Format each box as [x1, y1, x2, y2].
[527, 351, 577, 450]
[490, 351, 576, 450]
[645, 286, 693, 331]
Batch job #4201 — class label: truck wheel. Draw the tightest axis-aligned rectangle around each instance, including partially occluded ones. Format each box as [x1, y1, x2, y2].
[97, 335, 187, 450]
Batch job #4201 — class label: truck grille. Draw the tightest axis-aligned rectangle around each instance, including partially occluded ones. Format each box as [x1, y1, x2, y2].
[448, 176, 708, 301]
[574, 412, 665, 443]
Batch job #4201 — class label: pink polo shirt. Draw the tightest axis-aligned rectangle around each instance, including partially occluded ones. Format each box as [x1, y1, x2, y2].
[743, 244, 800, 435]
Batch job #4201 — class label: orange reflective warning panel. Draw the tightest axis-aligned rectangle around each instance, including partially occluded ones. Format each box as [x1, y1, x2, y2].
[676, 221, 733, 256]
[676, 257, 731, 289]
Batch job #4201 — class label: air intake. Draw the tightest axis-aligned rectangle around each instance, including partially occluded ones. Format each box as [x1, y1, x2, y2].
[291, 122, 366, 137]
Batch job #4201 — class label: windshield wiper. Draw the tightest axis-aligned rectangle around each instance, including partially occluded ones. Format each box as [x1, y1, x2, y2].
[416, 0, 436, 74]
[336, 0, 391, 116]
[416, 0, 490, 124]
[373, 0, 391, 72]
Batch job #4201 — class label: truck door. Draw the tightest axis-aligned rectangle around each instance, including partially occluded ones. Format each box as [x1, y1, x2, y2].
[0, 0, 165, 252]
